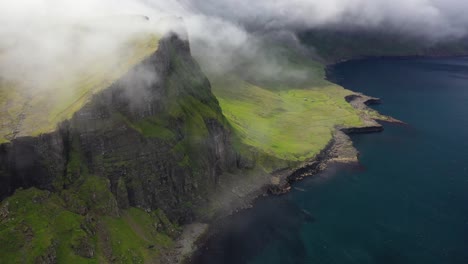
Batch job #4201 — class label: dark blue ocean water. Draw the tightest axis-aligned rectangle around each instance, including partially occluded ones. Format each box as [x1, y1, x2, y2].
[193, 58, 468, 264]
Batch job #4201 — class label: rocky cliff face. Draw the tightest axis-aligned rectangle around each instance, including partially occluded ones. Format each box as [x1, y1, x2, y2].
[0, 33, 239, 223]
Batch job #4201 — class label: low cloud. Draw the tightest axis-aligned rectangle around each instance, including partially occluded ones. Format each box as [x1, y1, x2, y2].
[1, 0, 468, 94]
[185, 0, 468, 38]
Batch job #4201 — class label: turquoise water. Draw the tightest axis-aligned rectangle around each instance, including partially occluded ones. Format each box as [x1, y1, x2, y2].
[193, 58, 468, 264]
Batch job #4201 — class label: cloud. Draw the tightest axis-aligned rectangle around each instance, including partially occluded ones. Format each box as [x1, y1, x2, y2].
[1, 0, 468, 94]
[183, 0, 468, 38]
[0, 0, 163, 90]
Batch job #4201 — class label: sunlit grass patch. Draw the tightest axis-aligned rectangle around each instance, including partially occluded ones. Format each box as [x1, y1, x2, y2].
[0, 34, 160, 142]
[212, 78, 363, 163]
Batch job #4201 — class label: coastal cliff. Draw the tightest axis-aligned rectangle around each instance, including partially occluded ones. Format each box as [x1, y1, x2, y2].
[0, 33, 243, 263]
[0, 27, 406, 263]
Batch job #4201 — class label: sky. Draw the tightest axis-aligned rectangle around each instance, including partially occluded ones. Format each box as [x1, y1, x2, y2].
[1, 0, 468, 92]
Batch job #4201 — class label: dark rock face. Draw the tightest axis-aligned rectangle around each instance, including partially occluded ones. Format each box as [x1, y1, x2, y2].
[0, 131, 67, 200]
[0, 33, 239, 223]
[340, 126, 384, 134]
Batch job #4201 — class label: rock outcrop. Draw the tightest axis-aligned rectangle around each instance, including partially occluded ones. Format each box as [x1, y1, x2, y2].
[0, 32, 239, 223]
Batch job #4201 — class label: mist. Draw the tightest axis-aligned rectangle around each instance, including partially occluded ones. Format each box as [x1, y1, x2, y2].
[184, 0, 468, 37]
[2, 0, 468, 93]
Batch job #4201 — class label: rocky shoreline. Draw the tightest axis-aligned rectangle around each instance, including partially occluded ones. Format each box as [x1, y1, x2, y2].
[263, 93, 403, 196]
[169, 92, 404, 264]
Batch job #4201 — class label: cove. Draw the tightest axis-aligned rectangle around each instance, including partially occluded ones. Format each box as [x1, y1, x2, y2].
[192, 57, 468, 264]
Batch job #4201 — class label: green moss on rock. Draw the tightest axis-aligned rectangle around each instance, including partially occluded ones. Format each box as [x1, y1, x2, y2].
[0, 183, 176, 263]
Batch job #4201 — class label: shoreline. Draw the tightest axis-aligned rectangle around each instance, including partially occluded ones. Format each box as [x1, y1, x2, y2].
[171, 88, 404, 264]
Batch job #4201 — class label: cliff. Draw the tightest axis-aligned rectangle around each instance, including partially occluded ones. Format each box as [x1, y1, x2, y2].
[0, 33, 241, 263]
[0, 24, 418, 263]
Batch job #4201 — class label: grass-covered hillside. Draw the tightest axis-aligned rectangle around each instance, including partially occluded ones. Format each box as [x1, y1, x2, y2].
[0, 181, 177, 263]
[213, 80, 362, 165]
[0, 33, 160, 143]
[210, 46, 367, 172]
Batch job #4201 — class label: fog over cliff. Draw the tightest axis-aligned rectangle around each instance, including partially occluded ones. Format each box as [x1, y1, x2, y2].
[1, 0, 468, 91]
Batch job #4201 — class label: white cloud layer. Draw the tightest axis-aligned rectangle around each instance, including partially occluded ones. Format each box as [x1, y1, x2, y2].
[1, 0, 468, 91]
[184, 0, 468, 38]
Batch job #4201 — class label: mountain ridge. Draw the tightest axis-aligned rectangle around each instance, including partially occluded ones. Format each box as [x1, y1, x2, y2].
[0, 31, 246, 263]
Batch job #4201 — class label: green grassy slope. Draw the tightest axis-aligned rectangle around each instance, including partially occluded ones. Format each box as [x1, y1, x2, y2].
[0, 34, 160, 143]
[209, 45, 366, 172]
[0, 179, 177, 263]
[213, 79, 362, 163]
